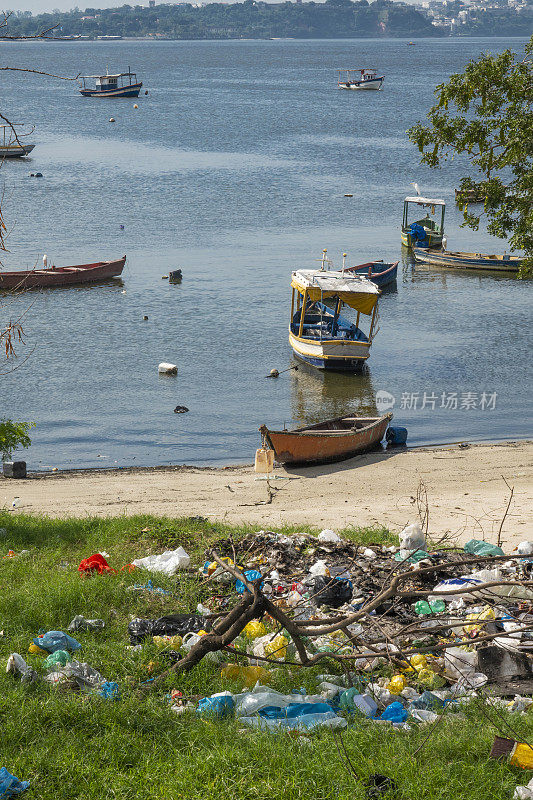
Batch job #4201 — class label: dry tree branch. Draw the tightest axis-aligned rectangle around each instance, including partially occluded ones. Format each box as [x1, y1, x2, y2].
[138, 540, 533, 692]
[0, 66, 81, 80]
[0, 11, 60, 40]
[497, 476, 514, 549]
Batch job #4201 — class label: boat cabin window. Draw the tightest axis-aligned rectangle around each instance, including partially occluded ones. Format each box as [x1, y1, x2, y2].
[97, 77, 118, 87]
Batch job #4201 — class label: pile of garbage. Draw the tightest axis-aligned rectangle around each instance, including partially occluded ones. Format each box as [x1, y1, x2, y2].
[6, 617, 119, 699]
[107, 525, 533, 745]
[6, 524, 533, 797]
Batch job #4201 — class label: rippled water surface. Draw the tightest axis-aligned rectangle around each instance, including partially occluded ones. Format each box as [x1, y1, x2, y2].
[1, 37, 531, 468]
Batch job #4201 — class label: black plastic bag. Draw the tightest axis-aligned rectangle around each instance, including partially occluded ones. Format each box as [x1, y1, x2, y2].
[128, 614, 211, 644]
[305, 576, 353, 608]
[365, 774, 398, 798]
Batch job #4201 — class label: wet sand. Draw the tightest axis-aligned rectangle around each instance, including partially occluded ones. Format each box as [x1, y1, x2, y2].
[2, 441, 532, 549]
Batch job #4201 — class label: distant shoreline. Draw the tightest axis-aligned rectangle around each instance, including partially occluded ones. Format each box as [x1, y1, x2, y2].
[9, 34, 532, 42]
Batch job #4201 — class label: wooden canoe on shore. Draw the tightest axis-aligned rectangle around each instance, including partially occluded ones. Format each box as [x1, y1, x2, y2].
[0, 256, 126, 290]
[259, 413, 392, 466]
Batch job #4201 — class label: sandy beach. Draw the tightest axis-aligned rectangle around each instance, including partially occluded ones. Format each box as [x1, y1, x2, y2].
[1, 440, 531, 548]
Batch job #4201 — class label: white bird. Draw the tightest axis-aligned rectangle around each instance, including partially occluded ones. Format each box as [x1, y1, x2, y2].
[410, 182, 421, 196]
[43, 254, 48, 267]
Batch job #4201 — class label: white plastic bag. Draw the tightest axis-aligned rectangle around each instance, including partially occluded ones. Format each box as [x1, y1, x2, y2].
[309, 560, 329, 577]
[318, 530, 341, 543]
[398, 523, 426, 552]
[444, 647, 478, 679]
[132, 546, 190, 575]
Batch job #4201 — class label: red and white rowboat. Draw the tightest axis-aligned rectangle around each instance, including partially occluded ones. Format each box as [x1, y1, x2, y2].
[0, 256, 126, 290]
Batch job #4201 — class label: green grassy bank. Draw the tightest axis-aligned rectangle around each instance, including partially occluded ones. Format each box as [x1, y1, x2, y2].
[0, 512, 530, 800]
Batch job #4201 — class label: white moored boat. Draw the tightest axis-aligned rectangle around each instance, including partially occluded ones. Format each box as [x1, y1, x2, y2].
[337, 68, 384, 91]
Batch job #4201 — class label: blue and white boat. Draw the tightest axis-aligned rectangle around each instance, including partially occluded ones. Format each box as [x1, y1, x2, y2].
[347, 260, 398, 288]
[79, 69, 143, 98]
[289, 251, 381, 372]
[413, 247, 522, 272]
[338, 68, 384, 91]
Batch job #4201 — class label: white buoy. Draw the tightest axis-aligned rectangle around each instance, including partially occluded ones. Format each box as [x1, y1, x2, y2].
[109, 117, 115, 123]
[158, 362, 178, 375]
[133, 104, 138, 109]
[43, 254, 48, 268]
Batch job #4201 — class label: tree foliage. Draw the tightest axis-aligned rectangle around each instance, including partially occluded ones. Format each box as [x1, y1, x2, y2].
[4, 1, 442, 40]
[408, 37, 533, 275]
[0, 419, 33, 461]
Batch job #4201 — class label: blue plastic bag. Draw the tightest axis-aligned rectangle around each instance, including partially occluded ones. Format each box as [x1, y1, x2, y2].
[197, 694, 234, 718]
[235, 570, 263, 594]
[380, 702, 408, 723]
[33, 630, 81, 653]
[259, 702, 334, 719]
[0, 768, 30, 799]
[99, 681, 121, 700]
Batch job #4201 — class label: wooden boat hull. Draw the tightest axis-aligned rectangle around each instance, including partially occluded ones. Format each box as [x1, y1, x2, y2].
[260, 413, 392, 466]
[413, 247, 521, 272]
[0, 144, 35, 158]
[455, 188, 485, 203]
[289, 331, 370, 372]
[349, 261, 398, 288]
[79, 83, 142, 98]
[0, 256, 126, 290]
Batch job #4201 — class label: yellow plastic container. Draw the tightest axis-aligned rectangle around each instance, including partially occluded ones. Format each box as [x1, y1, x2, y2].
[510, 743, 533, 769]
[464, 605, 496, 634]
[221, 664, 271, 687]
[153, 635, 183, 649]
[264, 635, 288, 660]
[410, 654, 428, 671]
[28, 643, 47, 655]
[255, 448, 274, 474]
[243, 621, 267, 640]
[387, 675, 406, 694]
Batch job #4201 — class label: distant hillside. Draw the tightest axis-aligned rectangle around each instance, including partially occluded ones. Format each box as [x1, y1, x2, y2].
[6, 0, 444, 40]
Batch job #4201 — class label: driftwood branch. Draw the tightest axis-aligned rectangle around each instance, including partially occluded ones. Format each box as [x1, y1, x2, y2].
[140, 540, 533, 691]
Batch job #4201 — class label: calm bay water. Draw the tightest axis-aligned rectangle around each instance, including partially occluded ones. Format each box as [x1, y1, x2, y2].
[0, 36, 531, 469]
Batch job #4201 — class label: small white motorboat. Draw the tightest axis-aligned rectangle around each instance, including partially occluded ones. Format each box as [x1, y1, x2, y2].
[337, 68, 384, 91]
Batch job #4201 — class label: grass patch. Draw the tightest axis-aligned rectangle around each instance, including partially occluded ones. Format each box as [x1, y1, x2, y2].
[0, 512, 529, 799]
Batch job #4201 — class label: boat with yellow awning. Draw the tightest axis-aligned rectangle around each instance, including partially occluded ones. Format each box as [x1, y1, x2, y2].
[289, 250, 380, 372]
